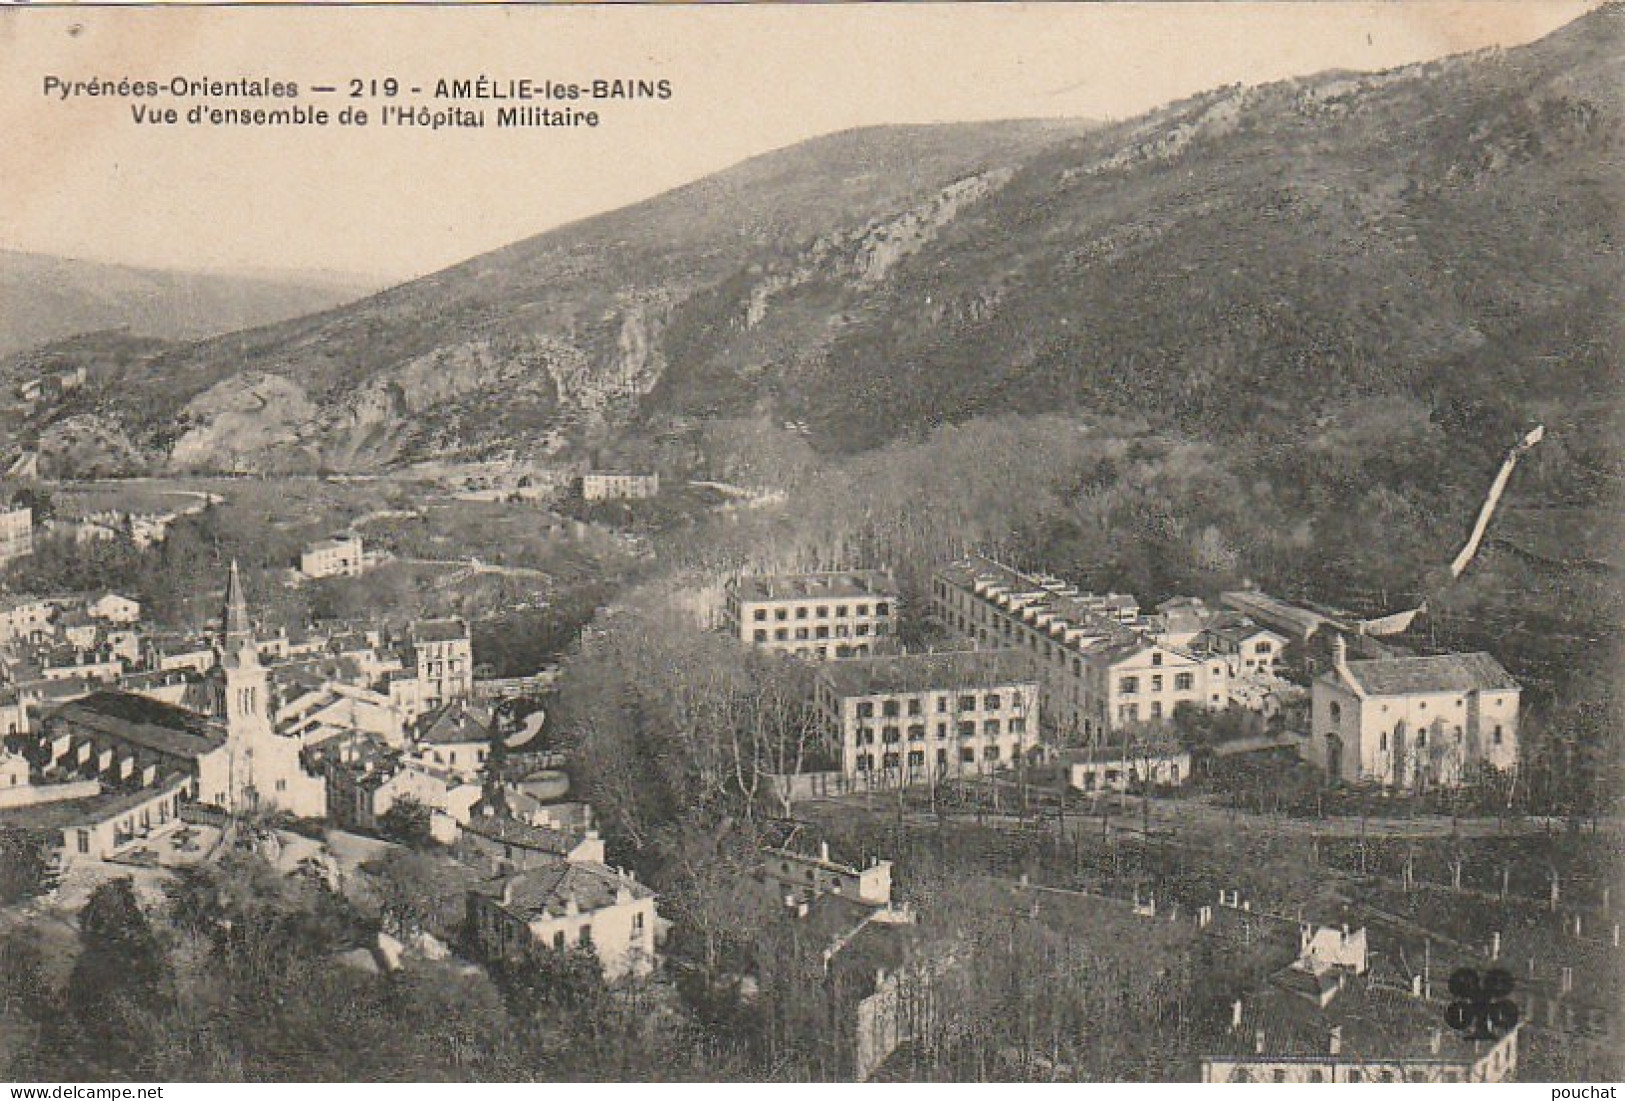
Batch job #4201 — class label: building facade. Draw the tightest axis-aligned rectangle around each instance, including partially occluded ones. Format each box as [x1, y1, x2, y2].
[0, 774, 188, 865]
[212, 562, 328, 817]
[0, 505, 32, 567]
[1066, 746, 1193, 793]
[580, 472, 660, 501]
[406, 618, 474, 711]
[762, 839, 894, 906]
[933, 556, 1231, 742]
[301, 535, 365, 579]
[815, 650, 1039, 786]
[1203, 1020, 1519, 1083]
[724, 570, 899, 661]
[466, 861, 658, 980]
[1308, 637, 1520, 789]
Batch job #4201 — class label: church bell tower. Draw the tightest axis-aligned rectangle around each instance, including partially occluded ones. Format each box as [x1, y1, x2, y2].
[218, 560, 272, 810]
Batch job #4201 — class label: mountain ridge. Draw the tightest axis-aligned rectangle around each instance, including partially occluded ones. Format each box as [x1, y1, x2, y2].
[5, 4, 1620, 480]
[0, 249, 379, 361]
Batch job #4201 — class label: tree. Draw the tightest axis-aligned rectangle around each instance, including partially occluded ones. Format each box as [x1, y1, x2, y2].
[9, 486, 53, 524]
[379, 797, 435, 848]
[365, 847, 453, 938]
[0, 932, 53, 1075]
[64, 878, 171, 1074]
[0, 827, 50, 904]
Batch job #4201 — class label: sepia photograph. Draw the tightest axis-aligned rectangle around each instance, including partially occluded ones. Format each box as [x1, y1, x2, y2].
[0, 0, 1619, 1086]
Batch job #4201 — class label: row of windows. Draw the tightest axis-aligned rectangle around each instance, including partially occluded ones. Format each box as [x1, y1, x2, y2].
[542, 910, 647, 951]
[856, 692, 1016, 719]
[754, 622, 888, 642]
[786, 643, 872, 659]
[1120, 672, 1194, 694]
[1231, 1068, 1432, 1084]
[1374, 725, 1505, 751]
[1124, 701, 1215, 727]
[752, 601, 891, 622]
[855, 744, 1001, 770]
[852, 717, 1027, 744]
[1075, 763, 1180, 789]
[940, 600, 1206, 688]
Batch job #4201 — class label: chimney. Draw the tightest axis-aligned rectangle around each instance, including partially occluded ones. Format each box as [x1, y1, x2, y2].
[1328, 1026, 1342, 1056]
[1331, 633, 1349, 675]
[819, 840, 830, 863]
[1429, 1028, 1442, 1055]
[1254, 1029, 1266, 1055]
[1231, 998, 1244, 1030]
[1412, 974, 1424, 998]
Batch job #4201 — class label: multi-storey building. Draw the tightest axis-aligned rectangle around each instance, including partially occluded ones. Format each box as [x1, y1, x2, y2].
[724, 570, 899, 661]
[466, 861, 658, 980]
[300, 535, 365, 579]
[1198, 614, 1289, 679]
[405, 618, 474, 711]
[815, 649, 1039, 785]
[0, 596, 55, 645]
[1308, 636, 1519, 789]
[932, 555, 1231, 743]
[0, 505, 33, 567]
[580, 472, 660, 501]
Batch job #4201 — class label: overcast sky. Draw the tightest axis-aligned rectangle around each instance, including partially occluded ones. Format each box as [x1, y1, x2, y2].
[0, 2, 1597, 284]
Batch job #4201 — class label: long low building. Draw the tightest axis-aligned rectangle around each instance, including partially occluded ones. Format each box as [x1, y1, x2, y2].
[37, 690, 232, 809]
[0, 773, 189, 864]
[1064, 744, 1193, 793]
[933, 555, 1231, 742]
[815, 649, 1039, 786]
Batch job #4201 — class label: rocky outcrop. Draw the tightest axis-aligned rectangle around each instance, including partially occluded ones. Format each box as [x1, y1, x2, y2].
[36, 414, 152, 479]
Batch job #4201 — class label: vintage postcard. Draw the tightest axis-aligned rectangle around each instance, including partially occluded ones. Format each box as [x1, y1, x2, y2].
[0, 1, 1618, 1086]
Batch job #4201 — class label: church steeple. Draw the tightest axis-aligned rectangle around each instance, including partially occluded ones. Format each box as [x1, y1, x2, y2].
[223, 559, 255, 657]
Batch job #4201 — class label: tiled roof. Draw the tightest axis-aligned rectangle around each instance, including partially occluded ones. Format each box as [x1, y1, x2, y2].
[463, 812, 582, 855]
[417, 701, 493, 746]
[820, 649, 1035, 697]
[1060, 744, 1187, 765]
[1220, 591, 1331, 639]
[1340, 653, 1519, 696]
[1208, 973, 1498, 1067]
[307, 536, 360, 552]
[0, 773, 188, 833]
[50, 691, 226, 760]
[730, 570, 897, 603]
[1204, 615, 1284, 645]
[481, 861, 653, 919]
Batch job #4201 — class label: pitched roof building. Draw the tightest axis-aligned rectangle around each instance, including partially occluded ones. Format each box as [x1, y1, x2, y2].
[1308, 636, 1519, 789]
[466, 860, 658, 980]
[933, 555, 1231, 742]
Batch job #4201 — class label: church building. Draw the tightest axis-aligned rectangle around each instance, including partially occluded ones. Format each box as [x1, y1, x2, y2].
[31, 562, 325, 819]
